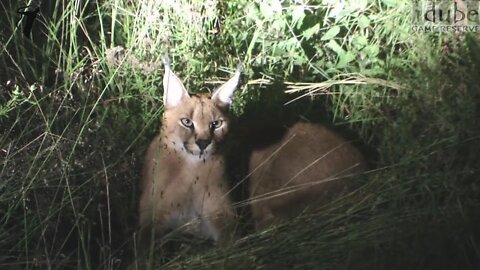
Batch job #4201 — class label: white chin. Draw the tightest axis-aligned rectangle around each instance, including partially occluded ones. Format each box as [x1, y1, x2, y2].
[184, 146, 212, 158]
[196, 149, 210, 158]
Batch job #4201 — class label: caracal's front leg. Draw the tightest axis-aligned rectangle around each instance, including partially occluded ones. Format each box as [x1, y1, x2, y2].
[196, 186, 236, 243]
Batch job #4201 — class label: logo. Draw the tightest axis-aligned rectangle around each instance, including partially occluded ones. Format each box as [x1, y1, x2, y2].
[411, 0, 480, 32]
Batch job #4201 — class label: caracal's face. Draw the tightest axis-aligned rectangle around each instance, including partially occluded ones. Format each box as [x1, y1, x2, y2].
[163, 94, 229, 160]
[160, 57, 240, 161]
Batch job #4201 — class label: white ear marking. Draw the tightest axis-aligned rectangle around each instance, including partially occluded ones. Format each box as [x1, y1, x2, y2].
[163, 55, 189, 108]
[212, 63, 242, 107]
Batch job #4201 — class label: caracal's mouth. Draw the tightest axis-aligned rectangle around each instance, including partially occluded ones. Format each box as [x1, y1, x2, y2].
[183, 143, 212, 159]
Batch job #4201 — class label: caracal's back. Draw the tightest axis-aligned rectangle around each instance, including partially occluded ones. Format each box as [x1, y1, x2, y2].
[249, 122, 366, 228]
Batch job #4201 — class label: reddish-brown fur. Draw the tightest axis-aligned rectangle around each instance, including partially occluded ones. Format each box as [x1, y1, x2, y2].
[138, 59, 240, 249]
[249, 122, 366, 228]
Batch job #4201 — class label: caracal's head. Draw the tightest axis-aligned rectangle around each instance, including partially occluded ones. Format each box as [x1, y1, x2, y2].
[161, 57, 241, 161]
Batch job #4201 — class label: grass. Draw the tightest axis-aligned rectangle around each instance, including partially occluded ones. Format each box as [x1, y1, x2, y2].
[1, 0, 480, 269]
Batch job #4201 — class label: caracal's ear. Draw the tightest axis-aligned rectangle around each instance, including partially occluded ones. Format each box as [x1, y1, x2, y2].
[212, 63, 242, 108]
[163, 55, 190, 109]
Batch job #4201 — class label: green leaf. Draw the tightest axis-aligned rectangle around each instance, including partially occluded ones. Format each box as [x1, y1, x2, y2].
[292, 5, 305, 28]
[353, 35, 368, 49]
[272, 19, 285, 31]
[381, 0, 397, 7]
[321, 25, 340, 41]
[326, 39, 355, 69]
[337, 51, 355, 69]
[364, 44, 380, 57]
[357, 0, 368, 10]
[364, 66, 385, 76]
[326, 39, 345, 57]
[303, 24, 320, 40]
[246, 4, 259, 23]
[259, 2, 273, 18]
[358, 15, 370, 29]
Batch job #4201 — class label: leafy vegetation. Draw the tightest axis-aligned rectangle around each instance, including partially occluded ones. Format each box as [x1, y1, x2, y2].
[1, 0, 479, 269]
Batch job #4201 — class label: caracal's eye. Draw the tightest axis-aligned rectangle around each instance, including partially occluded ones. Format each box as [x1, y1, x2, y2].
[180, 118, 193, 128]
[210, 120, 223, 130]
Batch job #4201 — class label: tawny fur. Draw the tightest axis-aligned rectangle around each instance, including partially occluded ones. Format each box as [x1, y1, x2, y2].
[138, 59, 240, 247]
[249, 122, 366, 228]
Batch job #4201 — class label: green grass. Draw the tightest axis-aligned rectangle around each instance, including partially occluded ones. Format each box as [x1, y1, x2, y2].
[1, 0, 480, 269]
